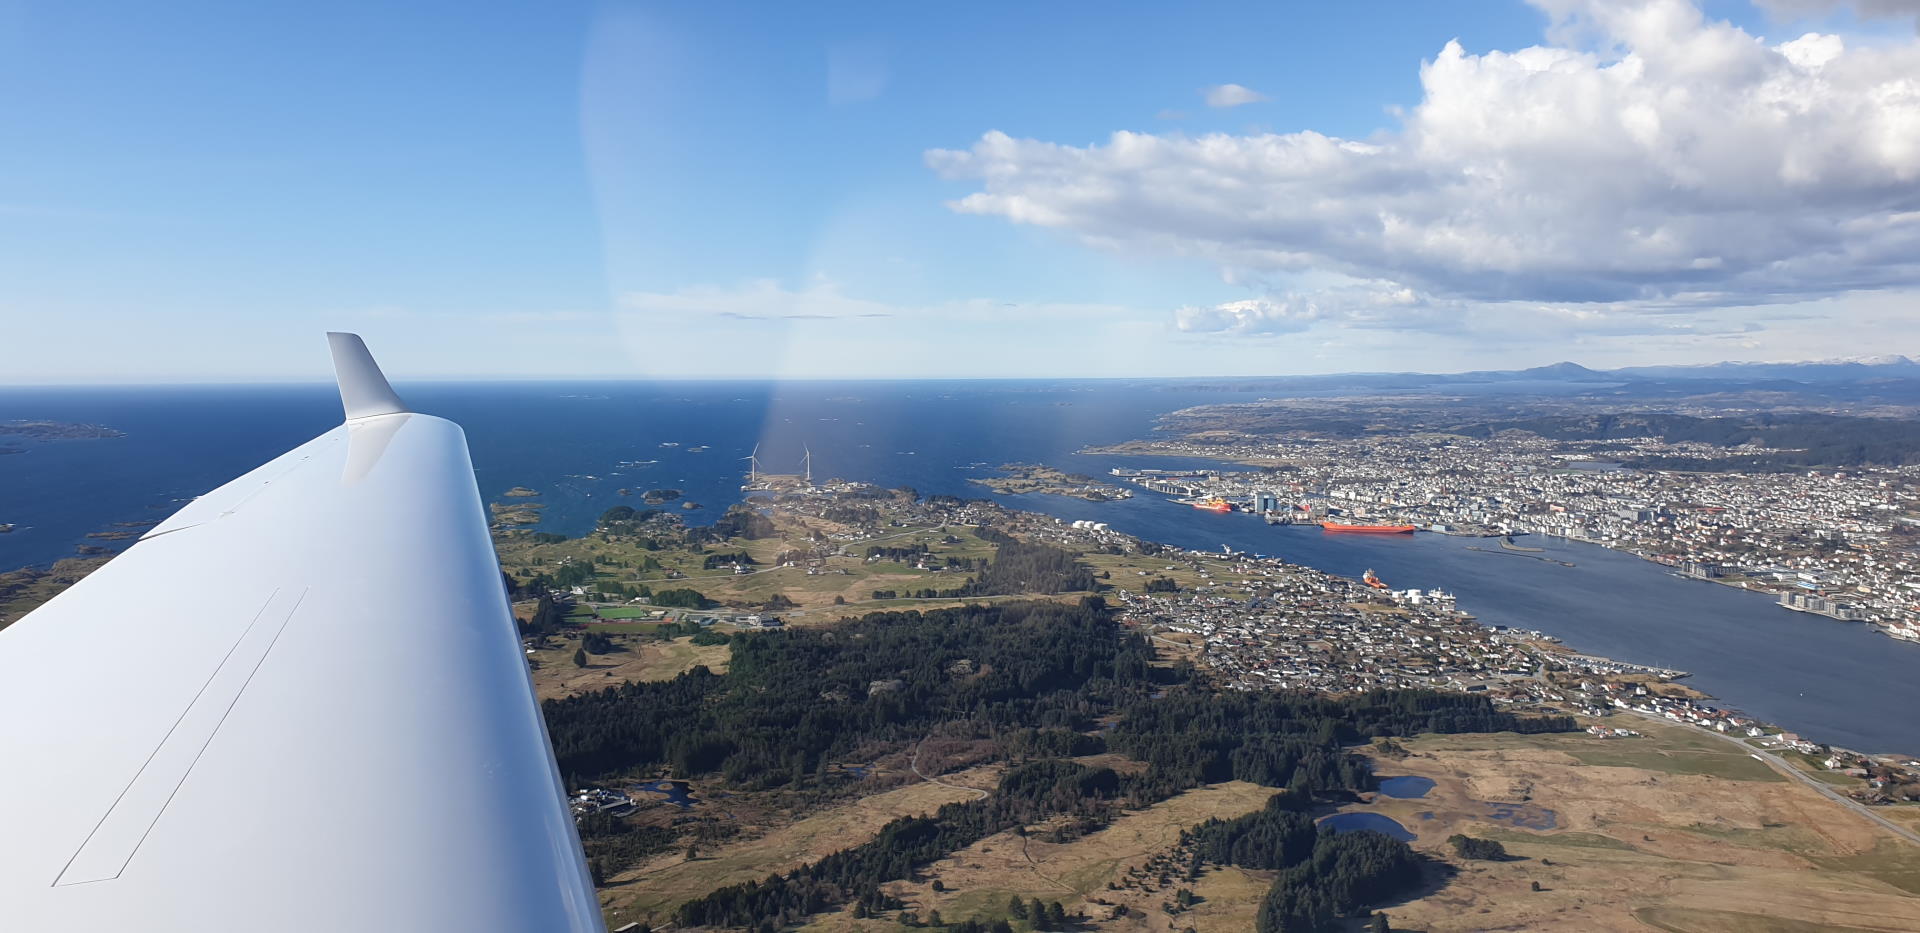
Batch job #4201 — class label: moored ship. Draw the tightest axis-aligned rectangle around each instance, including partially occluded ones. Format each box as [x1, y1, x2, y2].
[1182, 497, 1234, 512]
[1319, 522, 1416, 534]
[1362, 568, 1390, 588]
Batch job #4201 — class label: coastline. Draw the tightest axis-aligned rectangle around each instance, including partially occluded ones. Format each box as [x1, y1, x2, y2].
[1063, 445, 1920, 761]
[1087, 440, 1917, 639]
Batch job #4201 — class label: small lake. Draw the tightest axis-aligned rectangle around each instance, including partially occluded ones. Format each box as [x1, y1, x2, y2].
[633, 779, 699, 809]
[1376, 776, 1435, 799]
[1318, 811, 1415, 841]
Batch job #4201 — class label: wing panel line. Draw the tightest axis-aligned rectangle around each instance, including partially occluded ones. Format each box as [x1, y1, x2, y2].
[54, 587, 308, 885]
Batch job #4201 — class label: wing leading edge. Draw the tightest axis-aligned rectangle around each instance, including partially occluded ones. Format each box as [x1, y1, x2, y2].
[0, 337, 601, 932]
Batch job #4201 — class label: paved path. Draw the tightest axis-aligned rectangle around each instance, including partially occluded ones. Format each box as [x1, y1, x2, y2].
[1620, 708, 1920, 847]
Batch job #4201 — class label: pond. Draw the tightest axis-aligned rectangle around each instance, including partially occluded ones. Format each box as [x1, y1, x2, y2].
[633, 779, 699, 809]
[1376, 776, 1436, 799]
[1482, 801, 1558, 830]
[1318, 811, 1415, 842]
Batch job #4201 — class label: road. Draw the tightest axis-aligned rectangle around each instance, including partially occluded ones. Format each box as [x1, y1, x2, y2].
[1620, 708, 1920, 847]
[910, 738, 988, 801]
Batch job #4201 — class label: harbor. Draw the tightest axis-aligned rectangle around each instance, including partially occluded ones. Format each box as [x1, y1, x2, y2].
[1006, 473, 1920, 757]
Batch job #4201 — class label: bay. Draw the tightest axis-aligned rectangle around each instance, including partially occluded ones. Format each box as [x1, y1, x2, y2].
[2, 380, 1916, 754]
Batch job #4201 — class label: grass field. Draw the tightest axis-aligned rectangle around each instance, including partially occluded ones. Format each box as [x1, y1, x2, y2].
[529, 634, 729, 701]
[495, 508, 1030, 623]
[1633, 906, 1891, 933]
[1389, 725, 1785, 783]
[1373, 717, 1920, 932]
[1081, 549, 1308, 598]
[795, 782, 1282, 932]
[576, 709, 1920, 932]
[600, 765, 1003, 930]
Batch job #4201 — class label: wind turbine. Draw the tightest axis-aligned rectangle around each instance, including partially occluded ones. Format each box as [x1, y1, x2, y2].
[802, 445, 812, 485]
[741, 443, 760, 486]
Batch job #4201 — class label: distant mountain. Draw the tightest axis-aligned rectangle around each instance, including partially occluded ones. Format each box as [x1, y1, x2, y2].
[1179, 354, 1920, 392]
[1440, 360, 1611, 383]
[1518, 361, 1606, 380]
[1613, 355, 1920, 382]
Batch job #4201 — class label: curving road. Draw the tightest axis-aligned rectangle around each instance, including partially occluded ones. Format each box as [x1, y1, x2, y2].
[910, 738, 989, 801]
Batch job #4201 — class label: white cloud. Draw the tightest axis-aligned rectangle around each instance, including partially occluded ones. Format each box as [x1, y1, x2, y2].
[928, 0, 1920, 336]
[616, 279, 1138, 323]
[1751, 0, 1920, 20]
[1202, 83, 1268, 108]
[1176, 297, 1322, 334]
[1171, 280, 1765, 340]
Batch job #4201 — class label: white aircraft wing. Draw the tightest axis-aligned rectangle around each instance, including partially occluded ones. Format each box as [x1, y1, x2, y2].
[0, 334, 602, 932]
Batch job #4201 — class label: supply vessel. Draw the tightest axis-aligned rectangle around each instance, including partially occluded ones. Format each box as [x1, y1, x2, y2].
[1320, 522, 1415, 534]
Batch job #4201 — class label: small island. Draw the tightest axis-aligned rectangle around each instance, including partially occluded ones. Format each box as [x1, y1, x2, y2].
[490, 500, 546, 528]
[970, 462, 1132, 501]
[0, 420, 125, 440]
[502, 486, 542, 498]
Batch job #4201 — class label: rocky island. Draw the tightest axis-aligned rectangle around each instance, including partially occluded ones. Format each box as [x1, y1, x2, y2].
[969, 462, 1131, 500]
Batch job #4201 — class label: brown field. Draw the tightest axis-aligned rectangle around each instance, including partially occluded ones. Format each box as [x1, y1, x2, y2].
[600, 765, 1003, 930]
[529, 634, 730, 701]
[799, 781, 1281, 932]
[1374, 718, 1920, 932]
[779, 719, 1920, 932]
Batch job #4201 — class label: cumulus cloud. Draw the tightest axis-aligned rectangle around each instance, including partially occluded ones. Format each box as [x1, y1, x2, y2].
[1751, 0, 1920, 20]
[928, 0, 1920, 336]
[1176, 297, 1322, 334]
[1202, 83, 1268, 108]
[1172, 282, 1761, 340]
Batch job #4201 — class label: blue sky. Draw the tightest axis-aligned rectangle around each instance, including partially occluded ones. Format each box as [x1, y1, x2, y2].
[3, 0, 1918, 381]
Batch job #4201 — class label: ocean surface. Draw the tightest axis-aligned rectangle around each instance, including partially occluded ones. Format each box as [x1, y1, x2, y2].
[3, 380, 1918, 754]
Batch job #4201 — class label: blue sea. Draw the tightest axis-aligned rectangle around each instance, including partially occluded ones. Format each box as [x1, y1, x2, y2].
[4, 380, 1919, 754]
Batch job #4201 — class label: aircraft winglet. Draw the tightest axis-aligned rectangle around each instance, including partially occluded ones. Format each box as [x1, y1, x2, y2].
[326, 332, 409, 421]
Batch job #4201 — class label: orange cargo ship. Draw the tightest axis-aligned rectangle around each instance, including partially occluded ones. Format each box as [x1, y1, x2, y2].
[1319, 522, 1416, 534]
[1188, 497, 1233, 512]
[1363, 568, 1390, 588]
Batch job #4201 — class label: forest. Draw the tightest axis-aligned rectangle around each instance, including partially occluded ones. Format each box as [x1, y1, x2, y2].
[675, 760, 1122, 928]
[956, 532, 1097, 596]
[1183, 795, 1427, 932]
[543, 596, 1571, 928]
[1108, 688, 1572, 800]
[542, 599, 1164, 788]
